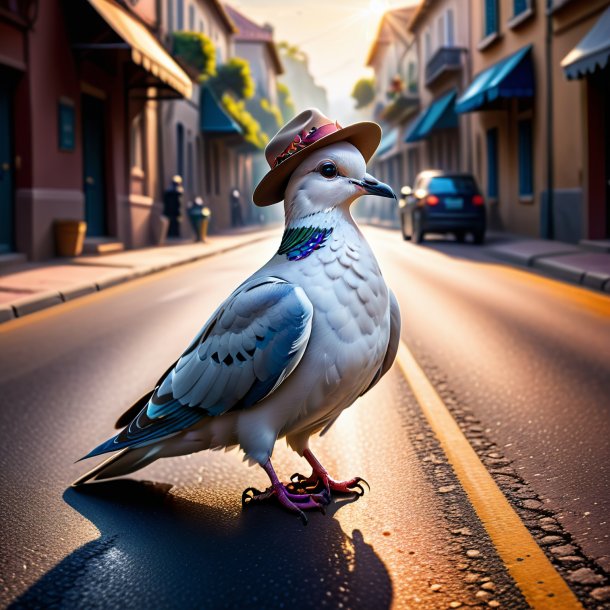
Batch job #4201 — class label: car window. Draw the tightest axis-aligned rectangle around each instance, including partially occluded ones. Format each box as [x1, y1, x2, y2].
[428, 176, 478, 195]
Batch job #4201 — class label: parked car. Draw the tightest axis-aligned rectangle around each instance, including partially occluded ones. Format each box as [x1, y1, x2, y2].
[398, 170, 486, 244]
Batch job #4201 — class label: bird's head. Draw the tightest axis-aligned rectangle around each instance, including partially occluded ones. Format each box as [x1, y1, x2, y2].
[283, 142, 396, 222]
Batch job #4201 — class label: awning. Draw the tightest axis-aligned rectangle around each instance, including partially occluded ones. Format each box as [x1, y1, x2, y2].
[87, 0, 192, 99]
[405, 90, 457, 143]
[455, 45, 533, 113]
[561, 6, 610, 80]
[374, 129, 398, 160]
[200, 87, 242, 135]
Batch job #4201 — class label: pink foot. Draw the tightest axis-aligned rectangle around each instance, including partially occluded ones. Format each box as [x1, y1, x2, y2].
[242, 459, 330, 524]
[288, 449, 370, 496]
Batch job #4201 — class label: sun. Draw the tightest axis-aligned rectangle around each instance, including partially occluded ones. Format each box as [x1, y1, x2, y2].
[366, 0, 390, 19]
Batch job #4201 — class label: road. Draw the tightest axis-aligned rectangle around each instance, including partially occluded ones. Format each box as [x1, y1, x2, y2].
[0, 225, 608, 609]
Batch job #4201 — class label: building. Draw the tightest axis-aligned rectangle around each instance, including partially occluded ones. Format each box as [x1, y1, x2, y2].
[364, 6, 417, 223]
[459, 0, 610, 241]
[406, 0, 472, 178]
[224, 4, 285, 222]
[0, 0, 191, 261]
[159, 0, 249, 234]
[556, 1, 610, 241]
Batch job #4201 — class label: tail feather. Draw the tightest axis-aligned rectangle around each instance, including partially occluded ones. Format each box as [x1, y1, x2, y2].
[72, 445, 162, 486]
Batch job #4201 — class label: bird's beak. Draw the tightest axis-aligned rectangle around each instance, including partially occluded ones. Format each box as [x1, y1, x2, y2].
[349, 173, 397, 199]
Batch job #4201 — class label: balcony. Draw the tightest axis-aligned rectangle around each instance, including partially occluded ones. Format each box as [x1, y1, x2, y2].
[425, 46, 463, 86]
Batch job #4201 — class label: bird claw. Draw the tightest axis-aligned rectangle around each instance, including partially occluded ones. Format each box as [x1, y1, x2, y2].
[288, 472, 370, 497]
[241, 483, 329, 523]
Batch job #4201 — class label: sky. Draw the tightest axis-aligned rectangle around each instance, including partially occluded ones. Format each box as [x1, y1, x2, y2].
[229, 0, 417, 116]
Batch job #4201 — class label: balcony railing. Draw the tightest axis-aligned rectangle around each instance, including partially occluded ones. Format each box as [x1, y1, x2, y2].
[425, 46, 462, 86]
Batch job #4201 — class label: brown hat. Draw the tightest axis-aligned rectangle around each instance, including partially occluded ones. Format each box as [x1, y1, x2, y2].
[252, 108, 382, 206]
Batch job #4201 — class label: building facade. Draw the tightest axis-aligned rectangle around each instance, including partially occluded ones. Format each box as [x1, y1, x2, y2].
[363, 7, 417, 224]
[159, 0, 249, 234]
[406, 0, 472, 177]
[0, 0, 191, 261]
[459, 0, 610, 241]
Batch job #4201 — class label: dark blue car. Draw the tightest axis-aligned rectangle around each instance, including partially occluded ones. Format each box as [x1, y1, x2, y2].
[398, 170, 487, 244]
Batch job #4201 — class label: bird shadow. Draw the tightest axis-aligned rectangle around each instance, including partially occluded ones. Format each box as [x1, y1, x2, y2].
[10, 480, 393, 609]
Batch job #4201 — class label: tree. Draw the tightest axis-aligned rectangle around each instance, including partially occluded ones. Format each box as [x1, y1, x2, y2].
[209, 58, 255, 100]
[277, 82, 296, 122]
[172, 32, 216, 80]
[222, 95, 268, 150]
[351, 78, 375, 109]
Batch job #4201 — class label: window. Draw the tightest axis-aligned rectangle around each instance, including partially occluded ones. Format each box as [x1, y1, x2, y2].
[408, 61, 417, 93]
[513, 0, 528, 16]
[187, 139, 194, 191]
[204, 137, 212, 195]
[130, 113, 143, 170]
[446, 9, 455, 46]
[188, 3, 195, 30]
[424, 29, 431, 63]
[199, 19, 204, 33]
[176, 123, 184, 178]
[484, 0, 498, 37]
[176, 0, 184, 30]
[437, 15, 445, 47]
[518, 119, 533, 196]
[166, 0, 173, 31]
[486, 128, 498, 198]
[428, 176, 479, 195]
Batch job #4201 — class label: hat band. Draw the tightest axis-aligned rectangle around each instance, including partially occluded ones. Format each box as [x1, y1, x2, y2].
[272, 122, 341, 168]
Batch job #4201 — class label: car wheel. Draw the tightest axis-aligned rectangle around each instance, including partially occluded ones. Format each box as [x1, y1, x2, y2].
[412, 212, 424, 244]
[473, 229, 485, 245]
[401, 215, 411, 241]
[455, 231, 465, 243]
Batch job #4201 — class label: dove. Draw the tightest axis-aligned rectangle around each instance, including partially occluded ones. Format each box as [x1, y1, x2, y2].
[74, 109, 401, 523]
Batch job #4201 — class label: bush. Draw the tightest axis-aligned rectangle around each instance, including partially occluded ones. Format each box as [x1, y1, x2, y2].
[222, 95, 268, 149]
[209, 58, 255, 100]
[351, 77, 375, 109]
[172, 32, 216, 79]
[277, 82, 295, 122]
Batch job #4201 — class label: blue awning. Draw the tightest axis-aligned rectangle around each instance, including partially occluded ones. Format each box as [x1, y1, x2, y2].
[455, 45, 534, 114]
[405, 90, 457, 143]
[561, 6, 610, 80]
[200, 87, 242, 135]
[375, 129, 398, 159]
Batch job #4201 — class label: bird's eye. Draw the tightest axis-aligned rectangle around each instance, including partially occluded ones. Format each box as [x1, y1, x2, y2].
[318, 162, 338, 179]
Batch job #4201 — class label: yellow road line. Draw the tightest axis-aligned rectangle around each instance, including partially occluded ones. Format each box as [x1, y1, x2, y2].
[395, 341, 584, 610]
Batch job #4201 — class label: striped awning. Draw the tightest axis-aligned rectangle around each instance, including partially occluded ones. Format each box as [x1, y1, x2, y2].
[87, 0, 192, 99]
[561, 6, 610, 80]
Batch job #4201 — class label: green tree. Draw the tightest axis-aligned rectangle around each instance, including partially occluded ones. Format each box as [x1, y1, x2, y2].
[172, 32, 216, 79]
[277, 82, 296, 122]
[209, 58, 255, 100]
[351, 77, 375, 109]
[222, 95, 268, 150]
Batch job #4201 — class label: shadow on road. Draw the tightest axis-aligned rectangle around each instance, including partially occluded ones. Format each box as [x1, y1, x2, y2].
[10, 480, 393, 609]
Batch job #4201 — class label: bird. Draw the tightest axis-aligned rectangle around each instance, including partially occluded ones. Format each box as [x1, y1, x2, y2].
[74, 109, 401, 524]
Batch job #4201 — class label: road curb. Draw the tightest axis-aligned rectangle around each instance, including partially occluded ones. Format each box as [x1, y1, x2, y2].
[0, 231, 276, 327]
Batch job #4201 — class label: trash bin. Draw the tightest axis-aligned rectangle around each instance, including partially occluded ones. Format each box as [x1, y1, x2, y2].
[54, 219, 87, 257]
[187, 197, 211, 242]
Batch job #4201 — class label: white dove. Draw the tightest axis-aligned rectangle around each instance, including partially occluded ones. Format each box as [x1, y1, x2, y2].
[75, 109, 401, 523]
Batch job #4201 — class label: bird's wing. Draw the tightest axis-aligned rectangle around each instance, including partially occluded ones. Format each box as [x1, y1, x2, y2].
[359, 289, 401, 397]
[83, 276, 313, 459]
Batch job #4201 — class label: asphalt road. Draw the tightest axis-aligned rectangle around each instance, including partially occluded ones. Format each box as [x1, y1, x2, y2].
[0, 225, 608, 609]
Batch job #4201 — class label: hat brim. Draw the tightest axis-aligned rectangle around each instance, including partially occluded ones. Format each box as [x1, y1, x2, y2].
[252, 121, 382, 207]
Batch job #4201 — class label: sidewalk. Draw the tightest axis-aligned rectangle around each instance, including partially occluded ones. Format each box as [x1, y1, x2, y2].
[0, 226, 280, 325]
[484, 232, 610, 293]
[365, 219, 610, 294]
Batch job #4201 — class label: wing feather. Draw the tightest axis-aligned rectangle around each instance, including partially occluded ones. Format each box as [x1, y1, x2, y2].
[83, 276, 313, 459]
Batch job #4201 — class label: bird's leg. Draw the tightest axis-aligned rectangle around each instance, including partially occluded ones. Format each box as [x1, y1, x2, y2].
[242, 458, 330, 524]
[290, 448, 369, 496]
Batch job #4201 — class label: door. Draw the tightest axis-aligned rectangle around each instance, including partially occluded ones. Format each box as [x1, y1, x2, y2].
[0, 79, 14, 253]
[81, 94, 107, 236]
